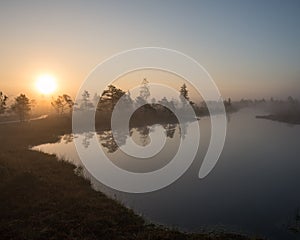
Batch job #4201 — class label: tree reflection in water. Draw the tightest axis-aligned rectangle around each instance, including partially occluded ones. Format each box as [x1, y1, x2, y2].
[99, 128, 128, 153]
[82, 132, 94, 148]
[97, 123, 182, 153]
[61, 134, 75, 144]
[163, 123, 177, 138]
[135, 126, 150, 146]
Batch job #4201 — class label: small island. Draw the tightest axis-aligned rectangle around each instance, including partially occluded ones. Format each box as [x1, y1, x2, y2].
[255, 97, 300, 125]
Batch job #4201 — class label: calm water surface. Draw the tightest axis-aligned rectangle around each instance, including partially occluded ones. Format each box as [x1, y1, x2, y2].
[32, 109, 300, 239]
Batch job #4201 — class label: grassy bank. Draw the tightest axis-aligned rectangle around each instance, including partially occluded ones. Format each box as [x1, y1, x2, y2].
[0, 116, 262, 240]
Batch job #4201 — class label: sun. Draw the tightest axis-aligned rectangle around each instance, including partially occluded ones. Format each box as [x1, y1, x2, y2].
[36, 74, 57, 95]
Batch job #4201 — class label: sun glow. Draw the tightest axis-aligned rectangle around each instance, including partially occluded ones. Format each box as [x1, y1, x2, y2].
[36, 74, 57, 95]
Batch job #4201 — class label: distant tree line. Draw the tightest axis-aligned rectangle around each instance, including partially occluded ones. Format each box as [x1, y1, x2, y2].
[2, 80, 298, 124]
[0, 80, 237, 124]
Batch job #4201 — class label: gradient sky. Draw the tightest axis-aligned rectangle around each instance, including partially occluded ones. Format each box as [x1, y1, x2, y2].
[0, 0, 299, 101]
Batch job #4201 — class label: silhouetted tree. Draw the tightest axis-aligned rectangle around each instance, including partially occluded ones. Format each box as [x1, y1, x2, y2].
[51, 94, 74, 115]
[179, 83, 195, 109]
[179, 84, 189, 101]
[159, 97, 168, 106]
[136, 78, 150, 106]
[80, 90, 94, 110]
[0, 91, 8, 114]
[224, 97, 232, 107]
[98, 85, 128, 112]
[11, 94, 32, 121]
[158, 97, 175, 114]
[151, 97, 156, 104]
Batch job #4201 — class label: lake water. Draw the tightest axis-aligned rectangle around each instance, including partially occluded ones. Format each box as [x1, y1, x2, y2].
[32, 108, 300, 239]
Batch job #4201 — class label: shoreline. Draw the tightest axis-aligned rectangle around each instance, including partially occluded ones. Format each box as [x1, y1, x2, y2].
[256, 114, 300, 125]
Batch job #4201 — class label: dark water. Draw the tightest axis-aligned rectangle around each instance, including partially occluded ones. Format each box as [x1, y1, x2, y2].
[32, 109, 300, 239]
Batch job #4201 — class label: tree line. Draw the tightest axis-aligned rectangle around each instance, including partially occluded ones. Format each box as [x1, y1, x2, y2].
[0, 79, 235, 122]
[0, 92, 35, 122]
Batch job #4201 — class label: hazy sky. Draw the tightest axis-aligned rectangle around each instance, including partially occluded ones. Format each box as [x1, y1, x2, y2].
[0, 0, 299, 101]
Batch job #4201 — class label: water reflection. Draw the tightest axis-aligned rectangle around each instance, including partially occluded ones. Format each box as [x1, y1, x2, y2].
[31, 109, 300, 240]
[82, 132, 94, 148]
[59, 124, 182, 153]
[99, 128, 128, 153]
[98, 123, 182, 153]
[162, 123, 177, 138]
[61, 134, 76, 144]
[178, 122, 188, 139]
[135, 126, 151, 146]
